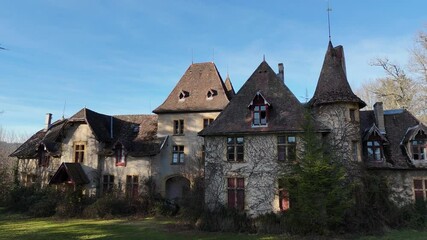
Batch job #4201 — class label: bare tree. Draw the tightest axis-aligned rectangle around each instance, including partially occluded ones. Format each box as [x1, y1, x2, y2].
[356, 28, 427, 123]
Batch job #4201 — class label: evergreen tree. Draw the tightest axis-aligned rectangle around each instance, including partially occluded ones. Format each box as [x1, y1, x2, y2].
[283, 113, 352, 234]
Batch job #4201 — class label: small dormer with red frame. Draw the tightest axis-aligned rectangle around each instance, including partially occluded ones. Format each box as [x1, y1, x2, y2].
[248, 91, 271, 127]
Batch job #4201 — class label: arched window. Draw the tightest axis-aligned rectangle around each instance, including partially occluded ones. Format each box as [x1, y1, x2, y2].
[248, 91, 271, 127]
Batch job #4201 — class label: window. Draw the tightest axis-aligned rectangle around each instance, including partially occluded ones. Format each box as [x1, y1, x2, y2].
[126, 175, 139, 199]
[103, 175, 114, 193]
[179, 90, 189, 100]
[203, 118, 214, 128]
[367, 140, 382, 161]
[173, 119, 184, 135]
[253, 105, 268, 126]
[413, 179, 427, 201]
[277, 136, 296, 162]
[172, 145, 185, 164]
[278, 180, 290, 211]
[227, 137, 244, 162]
[411, 131, 427, 160]
[74, 143, 85, 163]
[115, 143, 126, 166]
[228, 177, 245, 210]
[207, 89, 218, 99]
[349, 109, 356, 122]
[38, 145, 50, 167]
[249, 92, 270, 127]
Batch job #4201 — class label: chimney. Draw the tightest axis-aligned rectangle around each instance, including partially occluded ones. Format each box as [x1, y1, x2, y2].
[45, 113, 52, 131]
[373, 102, 386, 134]
[277, 63, 284, 82]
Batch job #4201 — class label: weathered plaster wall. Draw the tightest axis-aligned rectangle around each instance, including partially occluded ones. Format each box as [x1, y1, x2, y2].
[204, 134, 300, 216]
[60, 124, 101, 193]
[155, 112, 220, 196]
[103, 155, 154, 192]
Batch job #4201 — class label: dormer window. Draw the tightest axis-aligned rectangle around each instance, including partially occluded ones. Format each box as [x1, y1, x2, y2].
[115, 143, 126, 166]
[363, 124, 388, 162]
[402, 125, 427, 161]
[207, 89, 218, 100]
[411, 131, 427, 160]
[248, 91, 271, 127]
[179, 90, 190, 101]
[367, 138, 383, 161]
[38, 145, 50, 167]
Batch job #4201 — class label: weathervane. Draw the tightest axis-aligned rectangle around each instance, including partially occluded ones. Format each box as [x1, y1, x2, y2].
[327, 0, 332, 41]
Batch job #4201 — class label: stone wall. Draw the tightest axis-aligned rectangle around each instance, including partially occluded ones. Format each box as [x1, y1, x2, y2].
[204, 134, 300, 216]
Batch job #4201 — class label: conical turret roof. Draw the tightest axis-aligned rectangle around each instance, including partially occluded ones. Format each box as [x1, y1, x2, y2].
[309, 41, 366, 108]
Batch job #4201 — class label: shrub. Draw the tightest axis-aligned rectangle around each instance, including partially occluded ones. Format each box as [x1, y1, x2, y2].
[254, 212, 286, 234]
[195, 206, 253, 232]
[83, 194, 131, 218]
[179, 176, 204, 220]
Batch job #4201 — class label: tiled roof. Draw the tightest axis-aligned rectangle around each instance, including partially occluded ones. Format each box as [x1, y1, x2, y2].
[112, 114, 160, 157]
[10, 119, 67, 159]
[360, 109, 423, 169]
[200, 61, 322, 136]
[153, 62, 232, 113]
[11, 109, 161, 159]
[49, 162, 90, 185]
[309, 41, 366, 108]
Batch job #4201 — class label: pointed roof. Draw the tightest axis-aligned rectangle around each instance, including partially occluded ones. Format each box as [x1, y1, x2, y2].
[69, 108, 113, 142]
[200, 61, 318, 136]
[49, 162, 90, 185]
[309, 41, 366, 108]
[224, 74, 235, 100]
[153, 62, 233, 113]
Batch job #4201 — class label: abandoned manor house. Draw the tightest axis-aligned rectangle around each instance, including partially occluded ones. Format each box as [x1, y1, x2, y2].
[11, 41, 427, 216]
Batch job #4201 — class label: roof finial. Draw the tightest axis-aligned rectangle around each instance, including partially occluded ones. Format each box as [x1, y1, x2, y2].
[327, 0, 332, 42]
[62, 100, 67, 119]
[263, 54, 265, 62]
[191, 48, 194, 64]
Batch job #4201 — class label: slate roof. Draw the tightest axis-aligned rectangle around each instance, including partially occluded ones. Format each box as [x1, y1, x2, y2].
[10, 108, 161, 159]
[10, 119, 67, 158]
[309, 41, 366, 108]
[153, 62, 233, 113]
[112, 114, 161, 157]
[49, 162, 90, 185]
[360, 109, 424, 169]
[200, 61, 325, 136]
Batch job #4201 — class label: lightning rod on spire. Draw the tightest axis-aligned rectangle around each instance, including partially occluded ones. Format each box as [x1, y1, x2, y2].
[327, 0, 332, 41]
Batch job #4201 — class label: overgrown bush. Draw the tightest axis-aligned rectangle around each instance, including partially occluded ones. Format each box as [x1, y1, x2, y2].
[179, 176, 204, 220]
[195, 206, 253, 232]
[254, 212, 286, 234]
[55, 188, 94, 218]
[344, 170, 395, 234]
[83, 194, 130, 218]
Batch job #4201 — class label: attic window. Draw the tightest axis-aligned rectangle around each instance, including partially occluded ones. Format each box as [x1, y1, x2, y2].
[248, 91, 271, 127]
[207, 89, 218, 100]
[132, 124, 140, 133]
[411, 131, 427, 161]
[179, 90, 190, 101]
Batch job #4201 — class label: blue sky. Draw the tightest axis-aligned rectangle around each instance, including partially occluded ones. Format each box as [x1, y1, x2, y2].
[0, 0, 426, 137]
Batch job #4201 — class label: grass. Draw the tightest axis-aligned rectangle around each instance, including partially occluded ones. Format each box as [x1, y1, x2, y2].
[1, 208, 427, 240]
[0, 209, 282, 240]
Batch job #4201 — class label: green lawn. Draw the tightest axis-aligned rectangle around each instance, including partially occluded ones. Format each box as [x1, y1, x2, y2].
[1, 209, 427, 240]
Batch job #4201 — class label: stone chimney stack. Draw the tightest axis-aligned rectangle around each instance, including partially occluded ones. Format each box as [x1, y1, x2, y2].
[373, 102, 386, 134]
[277, 63, 284, 82]
[45, 113, 52, 131]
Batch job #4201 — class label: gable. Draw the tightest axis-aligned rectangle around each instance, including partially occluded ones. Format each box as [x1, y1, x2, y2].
[199, 61, 308, 135]
[153, 62, 232, 113]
